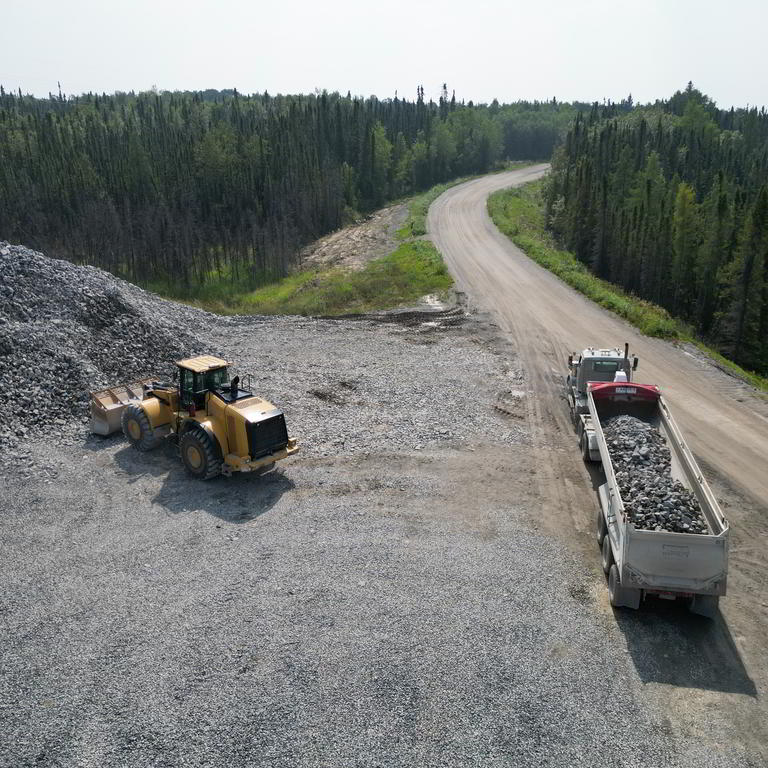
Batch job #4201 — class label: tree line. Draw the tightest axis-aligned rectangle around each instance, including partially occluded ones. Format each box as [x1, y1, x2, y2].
[0, 86, 581, 289]
[546, 84, 768, 375]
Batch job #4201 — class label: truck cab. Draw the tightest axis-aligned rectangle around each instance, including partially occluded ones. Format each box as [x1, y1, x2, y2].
[567, 345, 638, 419]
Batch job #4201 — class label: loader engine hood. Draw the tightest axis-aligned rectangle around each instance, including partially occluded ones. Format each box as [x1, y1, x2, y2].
[228, 396, 290, 459]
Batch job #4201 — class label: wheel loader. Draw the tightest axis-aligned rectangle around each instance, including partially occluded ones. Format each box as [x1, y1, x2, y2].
[90, 355, 298, 479]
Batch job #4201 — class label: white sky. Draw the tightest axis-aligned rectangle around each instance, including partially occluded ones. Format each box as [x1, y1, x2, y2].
[1, 0, 766, 109]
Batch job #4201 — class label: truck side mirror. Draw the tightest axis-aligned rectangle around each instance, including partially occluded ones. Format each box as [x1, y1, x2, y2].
[633, 357, 639, 371]
[173, 369, 178, 381]
[567, 354, 573, 367]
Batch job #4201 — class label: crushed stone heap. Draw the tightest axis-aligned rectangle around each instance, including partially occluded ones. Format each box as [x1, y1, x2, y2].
[603, 414, 709, 535]
[0, 242, 204, 452]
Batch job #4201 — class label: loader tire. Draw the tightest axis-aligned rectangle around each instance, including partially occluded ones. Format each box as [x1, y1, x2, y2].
[122, 405, 161, 451]
[180, 428, 222, 480]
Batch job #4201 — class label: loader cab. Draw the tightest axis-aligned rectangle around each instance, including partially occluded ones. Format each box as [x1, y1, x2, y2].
[176, 355, 233, 412]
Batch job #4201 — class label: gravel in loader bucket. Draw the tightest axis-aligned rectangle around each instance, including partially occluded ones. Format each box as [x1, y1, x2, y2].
[603, 415, 709, 535]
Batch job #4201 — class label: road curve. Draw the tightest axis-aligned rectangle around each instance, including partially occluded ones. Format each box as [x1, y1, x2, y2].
[428, 165, 768, 508]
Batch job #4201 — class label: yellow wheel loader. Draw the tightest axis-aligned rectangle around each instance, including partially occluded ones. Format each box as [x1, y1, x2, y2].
[91, 355, 298, 480]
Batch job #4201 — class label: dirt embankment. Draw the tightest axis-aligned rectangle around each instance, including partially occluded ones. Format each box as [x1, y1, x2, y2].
[298, 203, 408, 271]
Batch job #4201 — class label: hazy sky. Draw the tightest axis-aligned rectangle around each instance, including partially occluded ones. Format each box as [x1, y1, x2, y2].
[2, 0, 766, 108]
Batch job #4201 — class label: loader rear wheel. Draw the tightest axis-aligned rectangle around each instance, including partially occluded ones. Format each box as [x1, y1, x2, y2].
[122, 405, 161, 451]
[180, 429, 222, 480]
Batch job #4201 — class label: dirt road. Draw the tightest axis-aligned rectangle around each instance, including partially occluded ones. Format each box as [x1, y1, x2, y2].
[429, 164, 768, 760]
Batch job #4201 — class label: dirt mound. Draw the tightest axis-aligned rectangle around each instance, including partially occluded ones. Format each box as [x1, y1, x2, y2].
[0, 243, 204, 453]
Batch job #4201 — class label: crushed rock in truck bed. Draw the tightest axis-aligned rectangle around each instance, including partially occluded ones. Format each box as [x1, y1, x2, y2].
[603, 415, 708, 534]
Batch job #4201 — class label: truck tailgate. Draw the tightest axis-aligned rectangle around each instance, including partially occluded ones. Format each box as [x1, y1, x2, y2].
[623, 526, 728, 595]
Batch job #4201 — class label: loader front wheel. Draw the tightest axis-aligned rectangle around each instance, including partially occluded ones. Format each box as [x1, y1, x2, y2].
[122, 405, 161, 451]
[180, 429, 222, 480]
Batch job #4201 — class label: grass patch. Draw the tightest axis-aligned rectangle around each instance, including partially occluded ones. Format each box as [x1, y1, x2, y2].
[488, 181, 768, 393]
[158, 240, 453, 316]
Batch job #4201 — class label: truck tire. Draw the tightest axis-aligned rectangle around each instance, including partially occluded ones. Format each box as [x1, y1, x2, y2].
[601, 534, 614, 574]
[581, 433, 595, 463]
[180, 428, 222, 480]
[608, 564, 621, 608]
[122, 404, 161, 451]
[596, 506, 607, 544]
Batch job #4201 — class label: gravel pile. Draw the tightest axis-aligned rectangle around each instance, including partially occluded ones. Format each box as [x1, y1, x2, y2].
[0, 242, 204, 453]
[603, 415, 708, 534]
[0, 242, 524, 466]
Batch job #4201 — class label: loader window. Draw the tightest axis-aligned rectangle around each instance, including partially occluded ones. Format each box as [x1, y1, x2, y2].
[179, 367, 194, 404]
[202, 367, 230, 391]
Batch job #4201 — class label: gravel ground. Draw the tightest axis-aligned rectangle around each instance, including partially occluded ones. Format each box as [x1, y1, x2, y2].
[0, 246, 761, 767]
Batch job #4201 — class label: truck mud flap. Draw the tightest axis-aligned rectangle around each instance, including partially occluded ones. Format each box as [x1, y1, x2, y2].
[688, 594, 719, 618]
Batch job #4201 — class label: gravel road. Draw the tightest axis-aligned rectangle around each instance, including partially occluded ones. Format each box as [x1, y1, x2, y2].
[428, 166, 768, 764]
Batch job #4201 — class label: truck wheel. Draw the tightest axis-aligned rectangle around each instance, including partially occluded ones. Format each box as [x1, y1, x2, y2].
[601, 534, 614, 574]
[180, 429, 222, 480]
[122, 404, 161, 451]
[608, 564, 621, 607]
[596, 506, 607, 544]
[581, 433, 594, 463]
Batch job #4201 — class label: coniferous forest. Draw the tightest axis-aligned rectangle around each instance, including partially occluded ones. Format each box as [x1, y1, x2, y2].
[546, 85, 768, 374]
[2, 83, 767, 374]
[0, 86, 581, 288]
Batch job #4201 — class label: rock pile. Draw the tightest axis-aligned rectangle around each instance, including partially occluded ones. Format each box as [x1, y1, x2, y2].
[0, 242, 204, 453]
[603, 414, 709, 535]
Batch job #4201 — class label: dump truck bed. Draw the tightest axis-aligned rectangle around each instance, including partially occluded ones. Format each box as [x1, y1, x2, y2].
[588, 382, 729, 602]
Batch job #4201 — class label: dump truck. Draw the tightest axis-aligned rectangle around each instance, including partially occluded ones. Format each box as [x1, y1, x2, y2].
[90, 355, 298, 480]
[567, 347, 729, 617]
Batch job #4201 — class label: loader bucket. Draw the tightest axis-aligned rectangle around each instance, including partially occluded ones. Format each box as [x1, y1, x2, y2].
[89, 378, 154, 435]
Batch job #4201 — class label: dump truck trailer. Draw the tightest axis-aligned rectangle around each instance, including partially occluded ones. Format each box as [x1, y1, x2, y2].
[576, 379, 729, 617]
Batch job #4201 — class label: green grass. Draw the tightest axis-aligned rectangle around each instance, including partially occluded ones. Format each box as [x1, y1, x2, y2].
[488, 181, 768, 393]
[154, 240, 453, 316]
